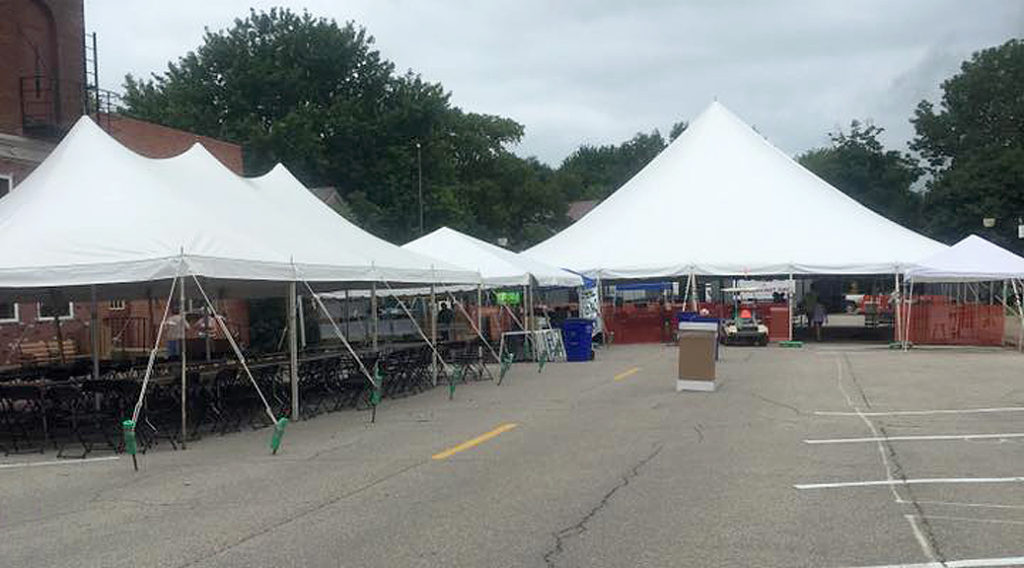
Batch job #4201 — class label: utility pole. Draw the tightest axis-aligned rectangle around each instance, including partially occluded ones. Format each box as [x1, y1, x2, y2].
[416, 142, 424, 236]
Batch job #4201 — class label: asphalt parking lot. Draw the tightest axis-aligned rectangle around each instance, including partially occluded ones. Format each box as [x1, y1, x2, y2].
[1, 342, 1023, 567]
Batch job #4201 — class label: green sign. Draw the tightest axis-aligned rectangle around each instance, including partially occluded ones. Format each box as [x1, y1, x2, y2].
[495, 291, 522, 306]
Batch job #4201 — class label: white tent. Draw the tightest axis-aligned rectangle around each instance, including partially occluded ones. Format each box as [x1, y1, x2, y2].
[905, 235, 1024, 282]
[0, 116, 478, 301]
[526, 101, 947, 278]
[404, 227, 582, 288]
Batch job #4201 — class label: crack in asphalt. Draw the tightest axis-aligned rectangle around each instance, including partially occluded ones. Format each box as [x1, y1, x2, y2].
[749, 392, 803, 415]
[839, 353, 947, 566]
[542, 444, 663, 567]
[693, 424, 704, 443]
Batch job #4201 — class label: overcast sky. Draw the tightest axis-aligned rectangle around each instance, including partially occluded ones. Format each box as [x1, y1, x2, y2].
[86, 1, 1022, 165]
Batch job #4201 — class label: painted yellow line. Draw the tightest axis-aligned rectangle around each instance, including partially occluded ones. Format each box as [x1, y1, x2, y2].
[613, 367, 641, 382]
[431, 423, 518, 460]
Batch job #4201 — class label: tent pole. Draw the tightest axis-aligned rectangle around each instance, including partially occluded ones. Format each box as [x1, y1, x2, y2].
[430, 284, 438, 386]
[288, 282, 299, 420]
[1011, 278, 1019, 354]
[788, 274, 794, 342]
[179, 275, 188, 449]
[371, 283, 379, 351]
[204, 303, 212, 362]
[903, 279, 915, 351]
[477, 283, 484, 360]
[50, 292, 65, 366]
[893, 272, 901, 344]
[344, 289, 351, 339]
[90, 285, 100, 381]
[297, 294, 306, 349]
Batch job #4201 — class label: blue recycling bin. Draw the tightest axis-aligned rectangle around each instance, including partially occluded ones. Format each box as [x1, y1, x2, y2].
[562, 318, 594, 362]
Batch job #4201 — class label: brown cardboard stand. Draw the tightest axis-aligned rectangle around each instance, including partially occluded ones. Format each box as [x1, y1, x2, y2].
[677, 321, 717, 392]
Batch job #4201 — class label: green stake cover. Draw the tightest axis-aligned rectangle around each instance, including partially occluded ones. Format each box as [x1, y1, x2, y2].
[122, 419, 137, 456]
[270, 417, 288, 454]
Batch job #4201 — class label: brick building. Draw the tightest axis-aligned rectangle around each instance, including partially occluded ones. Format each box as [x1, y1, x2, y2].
[0, 0, 250, 365]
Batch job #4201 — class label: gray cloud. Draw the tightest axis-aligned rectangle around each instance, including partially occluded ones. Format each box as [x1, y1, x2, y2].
[87, 0, 1023, 165]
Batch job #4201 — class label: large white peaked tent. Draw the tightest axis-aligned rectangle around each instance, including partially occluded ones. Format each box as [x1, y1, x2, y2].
[526, 101, 947, 278]
[0, 116, 478, 300]
[405, 227, 582, 288]
[905, 235, 1024, 282]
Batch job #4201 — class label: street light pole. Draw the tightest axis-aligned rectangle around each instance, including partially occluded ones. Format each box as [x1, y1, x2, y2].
[416, 142, 423, 236]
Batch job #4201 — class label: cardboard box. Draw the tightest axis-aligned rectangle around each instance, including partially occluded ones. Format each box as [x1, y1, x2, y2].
[678, 331, 716, 381]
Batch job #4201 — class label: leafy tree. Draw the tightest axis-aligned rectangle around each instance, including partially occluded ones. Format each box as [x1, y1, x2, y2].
[557, 130, 668, 202]
[911, 39, 1024, 250]
[798, 121, 923, 228]
[121, 8, 544, 245]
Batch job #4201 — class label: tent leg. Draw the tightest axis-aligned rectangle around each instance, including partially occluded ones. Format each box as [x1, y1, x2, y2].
[477, 284, 484, 360]
[288, 282, 299, 420]
[371, 284, 379, 351]
[298, 294, 307, 349]
[893, 272, 901, 344]
[344, 289, 351, 339]
[90, 285, 100, 381]
[180, 275, 188, 449]
[430, 285, 438, 386]
[788, 274, 794, 342]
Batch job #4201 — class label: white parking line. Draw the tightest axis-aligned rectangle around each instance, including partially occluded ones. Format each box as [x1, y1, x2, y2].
[0, 456, 120, 470]
[795, 476, 1024, 490]
[815, 407, 1024, 417]
[925, 515, 1024, 526]
[805, 433, 1024, 445]
[842, 556, 1024, 568]
[897, 498, 1024, 511]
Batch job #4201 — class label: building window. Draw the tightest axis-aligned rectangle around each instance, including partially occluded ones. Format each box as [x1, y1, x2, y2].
[0, 302, 19, 324]
[109, 300, 126, 311]
[0, 174, 11, 199]
[38, 301, 74, 320]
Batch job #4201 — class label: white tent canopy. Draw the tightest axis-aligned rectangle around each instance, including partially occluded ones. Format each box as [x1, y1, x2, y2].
[905, 235, 1024, 282]
[526, 101, 947, 278]
[0, 116, 478, 300]
[404, 227, 582, 288]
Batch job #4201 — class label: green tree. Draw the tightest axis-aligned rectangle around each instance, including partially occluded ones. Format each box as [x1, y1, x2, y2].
[121, 8, 551, 245]
[911, 39, 1024, 251]
[798, 121, 923, 228]
[556, 130, 667, 202]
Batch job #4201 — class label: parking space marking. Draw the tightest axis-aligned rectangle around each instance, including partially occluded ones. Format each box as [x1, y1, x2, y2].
[898, 498, 1024, 511]
[843, 555, 1024, 568]
[431, 423, 518, 460]
[0, 456, 120, 470]
[795, 476, 1024, 490]
[925, 515, 1024, 526]
[805, 432, 1024, 445]
[815, 407, 1024, 417]
[613, 367, 641, 381]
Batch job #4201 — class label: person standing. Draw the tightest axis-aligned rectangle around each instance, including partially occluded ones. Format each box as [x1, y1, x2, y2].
[811, 300, 828, 341]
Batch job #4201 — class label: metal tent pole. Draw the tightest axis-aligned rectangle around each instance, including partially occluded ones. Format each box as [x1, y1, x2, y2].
[477, 283, 484, 360]
[297, 294, 306, 349]
[788, 274, 794, 342]
[180, 275, 188, 449]
[371, 284, 379, 351]
[90, 285, 100, 381]
[288, 282, 299, 420]
[430, 284, 438, 386]
[909, 280, 917, 352]
[893, 272, 902, 344]
[344, 289, 351, 339]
